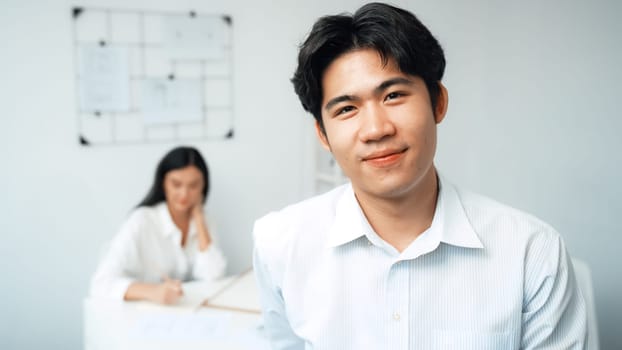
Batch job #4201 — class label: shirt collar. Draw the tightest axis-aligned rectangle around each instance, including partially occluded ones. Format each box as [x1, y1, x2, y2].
[156, 202, 197, 239]
[436, 175, 483, 249]
[326, 184, 367, 247]
[325, 175, 483, 253]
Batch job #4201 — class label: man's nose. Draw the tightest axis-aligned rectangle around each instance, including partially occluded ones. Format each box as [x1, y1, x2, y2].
[358, 104, 396, 142]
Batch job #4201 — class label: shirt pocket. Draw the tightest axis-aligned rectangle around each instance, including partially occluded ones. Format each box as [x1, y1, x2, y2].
[431, 330, 513, 350]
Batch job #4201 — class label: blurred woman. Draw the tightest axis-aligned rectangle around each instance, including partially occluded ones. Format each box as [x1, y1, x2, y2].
[90, 146, 226, 304]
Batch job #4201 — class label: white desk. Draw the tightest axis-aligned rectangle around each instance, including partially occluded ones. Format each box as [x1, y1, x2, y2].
[83, 271, 270, 350]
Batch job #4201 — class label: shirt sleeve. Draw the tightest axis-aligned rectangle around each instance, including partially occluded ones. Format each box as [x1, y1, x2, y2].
[521, 231, 588, 349]
[253, 215, 305, 350]
[191, 242, 227, 281]
[89, 213, 142, 300]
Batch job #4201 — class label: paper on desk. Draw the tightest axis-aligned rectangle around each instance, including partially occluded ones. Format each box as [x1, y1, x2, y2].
[205, 270, 261, 313]
[128, 312, 232, 341]
[176, 276, 239, 309]
[131, 276, 237, 312]
[236, 323, 271, 350]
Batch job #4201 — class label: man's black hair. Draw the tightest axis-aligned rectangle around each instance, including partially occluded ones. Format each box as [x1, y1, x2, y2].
[291, 2, 446, 133]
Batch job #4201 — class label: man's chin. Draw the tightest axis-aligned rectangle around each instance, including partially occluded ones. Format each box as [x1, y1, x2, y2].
[357, 180, 414, 200]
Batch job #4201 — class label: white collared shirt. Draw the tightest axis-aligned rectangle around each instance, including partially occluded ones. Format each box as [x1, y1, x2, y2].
[253, 177, 587, 349]
[90, 202, 226, 300]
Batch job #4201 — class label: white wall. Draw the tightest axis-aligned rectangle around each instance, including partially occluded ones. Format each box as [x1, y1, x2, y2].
[0, 0, 619, 349]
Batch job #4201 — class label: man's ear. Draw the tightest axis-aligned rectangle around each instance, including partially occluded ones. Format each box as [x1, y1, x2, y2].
[434, 82, 449, 124]
[315, 121, 331, 151]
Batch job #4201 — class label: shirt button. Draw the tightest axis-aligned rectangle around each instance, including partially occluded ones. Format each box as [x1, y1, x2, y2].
[393, 312, 400, 321]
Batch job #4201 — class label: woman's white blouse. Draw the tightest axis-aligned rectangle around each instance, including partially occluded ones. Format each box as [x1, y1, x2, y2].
[90, 202, 227, 300]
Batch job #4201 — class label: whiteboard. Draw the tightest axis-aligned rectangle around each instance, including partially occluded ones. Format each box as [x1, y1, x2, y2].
[72, 7, 234, 145]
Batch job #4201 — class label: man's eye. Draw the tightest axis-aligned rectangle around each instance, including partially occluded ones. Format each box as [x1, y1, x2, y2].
[337, 106, 355, 115]
[385, 92, 403, 100]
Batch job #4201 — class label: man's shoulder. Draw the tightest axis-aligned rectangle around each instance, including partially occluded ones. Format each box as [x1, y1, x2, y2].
[253, 184, 347, 250]
[454, 185, 559, 241]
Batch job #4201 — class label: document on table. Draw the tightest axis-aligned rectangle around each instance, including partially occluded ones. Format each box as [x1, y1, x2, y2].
[130, 275, 236, 312]
[128, 312, 232, 341]
[131, 270, 260, 314]
[179, 275, 236, 309]
[203, 269, 261, 313]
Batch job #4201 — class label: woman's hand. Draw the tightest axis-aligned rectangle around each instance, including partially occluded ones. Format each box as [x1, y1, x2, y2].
[151, 278, 183, 304]
[192, 196, 213, 251]
[191, 196, 205, 221]
[124, 278, 184, 305]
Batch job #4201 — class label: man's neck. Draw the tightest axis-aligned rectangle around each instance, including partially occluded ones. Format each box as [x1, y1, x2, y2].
[354, 168, 439, 253]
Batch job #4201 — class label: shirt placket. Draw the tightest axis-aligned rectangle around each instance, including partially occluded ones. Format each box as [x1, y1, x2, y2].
[170, 233, 189, 280]
[386, 259, 410, 349]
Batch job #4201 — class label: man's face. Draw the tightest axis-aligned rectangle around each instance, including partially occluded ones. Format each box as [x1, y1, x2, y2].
[318, 48, 447, 200]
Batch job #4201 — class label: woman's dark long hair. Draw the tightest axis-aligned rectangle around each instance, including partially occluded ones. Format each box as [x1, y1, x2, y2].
[137, 146, 210, 207]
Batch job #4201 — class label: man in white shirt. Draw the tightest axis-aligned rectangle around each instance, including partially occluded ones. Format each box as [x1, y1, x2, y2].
[253, 2, 587, 349]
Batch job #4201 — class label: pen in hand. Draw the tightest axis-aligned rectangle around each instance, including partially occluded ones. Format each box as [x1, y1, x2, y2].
[156, 275, 184, 305]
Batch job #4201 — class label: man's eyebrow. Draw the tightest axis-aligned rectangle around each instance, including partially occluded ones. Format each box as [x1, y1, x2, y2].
[374, 77, 416, 95]
[324, 95, 359, 112]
